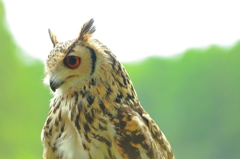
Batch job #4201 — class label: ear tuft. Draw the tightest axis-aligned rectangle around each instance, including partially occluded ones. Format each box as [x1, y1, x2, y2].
[48, 29, 59, 47]
[78, 18, 96, 41]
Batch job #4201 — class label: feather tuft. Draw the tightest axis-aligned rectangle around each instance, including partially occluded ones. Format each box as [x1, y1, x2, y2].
[48, 29, 59, 47]
[78, 18, 96, 41]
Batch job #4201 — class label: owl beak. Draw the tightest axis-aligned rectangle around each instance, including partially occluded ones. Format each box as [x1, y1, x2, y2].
[50, 76, 64, 92]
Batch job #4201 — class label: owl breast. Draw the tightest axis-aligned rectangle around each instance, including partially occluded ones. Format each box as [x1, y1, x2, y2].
[42, 95, 122, 159]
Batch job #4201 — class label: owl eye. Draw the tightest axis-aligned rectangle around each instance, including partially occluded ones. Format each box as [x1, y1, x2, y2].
[64, 56, 81, 69]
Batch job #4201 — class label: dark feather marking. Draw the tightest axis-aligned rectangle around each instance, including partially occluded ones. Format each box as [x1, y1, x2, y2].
[68, 49, 75, 54]
[107, 147, 114, 159]
[83, 143, 88, 150]
[117, 91, 124, 99]
[98, 117, 108, 125]
[99, 123, 107, 131]
[99, 101, 106, 111]
[49, 126, 53, 136]
[97, 136, 111, 147]
[118, 133, 140, 158]
[127, 93, 135, 100]
[87, 95, 95, 106]
[115, 112, 142, 158]
[84, 123, 90, 133]
[88, 152, 93, 159]
[65, 49, 75, 57]
[54, 119, 59, 127]
[111, 72, 126, 88]
[117, 79, 126, 88]
[90, 78, 96, 85]
[84, 133, 91, 143]
[52, 146, 57, 152]
[115, 63, 122, 75]
[117, 63, 122, 71]
[131, 130, 146, 145]
[104, 50, 116, 67]
[65, 40, 78, 55]
[53, 101, 61, 113]
[117, 111, 127, 129]
[44, 131, 49, 138]
[80, 90, 86, 98]
[87, 47, 97, 75]
[77, 102, 83, 113]
[90, 109, 95, 118]
[46, 116, 53, 125]
[74, 91, 78, 104]
[56, 133, 62, 140]
[146, 148, 155, 159]
[92, 125, 97, 131]
[115, 97, 121, 103]
[75, 113, 81, 131]
[117, 107, 156, 159]
[85, 113, 94, 124]
[106, 87, 113, 95]
[58, 109, 62, 121]
[53, 98, 57, 106]
[105, 111, 114, 120]
[121, 73, 128, 86]
[60, 122, 65, 133]
[115, 91, 124, 103]
[71, 105, 76, 121]
[123, 96, 130, 105]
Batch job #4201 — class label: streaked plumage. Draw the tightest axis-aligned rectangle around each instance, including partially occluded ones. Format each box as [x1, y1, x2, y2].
[41, 18, 174, 159]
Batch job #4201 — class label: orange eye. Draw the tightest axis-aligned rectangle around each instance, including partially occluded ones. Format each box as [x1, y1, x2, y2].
[64, 56, 81, 69]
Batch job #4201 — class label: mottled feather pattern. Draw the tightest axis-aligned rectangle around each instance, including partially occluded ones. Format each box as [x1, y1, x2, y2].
[42, 19, 174, 159]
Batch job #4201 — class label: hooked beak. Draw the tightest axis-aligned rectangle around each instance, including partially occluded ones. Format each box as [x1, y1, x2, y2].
[50, 76, 64, 92]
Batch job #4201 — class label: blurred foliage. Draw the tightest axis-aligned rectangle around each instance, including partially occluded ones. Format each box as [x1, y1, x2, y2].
[0, 1, 240, 159]
[0, 2, 50, 158]
[125, 45, 240, 158]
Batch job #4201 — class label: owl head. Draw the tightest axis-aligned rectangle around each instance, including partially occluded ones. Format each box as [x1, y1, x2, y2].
[44, 19, 125, 95]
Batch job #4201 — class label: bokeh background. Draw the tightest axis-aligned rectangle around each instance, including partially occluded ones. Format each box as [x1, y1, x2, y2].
[1, 1, 240, 159]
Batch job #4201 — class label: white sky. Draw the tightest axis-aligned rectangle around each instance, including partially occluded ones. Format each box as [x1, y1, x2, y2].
[3, 0, 240, 62]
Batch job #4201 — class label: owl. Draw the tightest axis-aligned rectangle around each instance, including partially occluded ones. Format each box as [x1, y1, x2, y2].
[41, 18, 174, 159]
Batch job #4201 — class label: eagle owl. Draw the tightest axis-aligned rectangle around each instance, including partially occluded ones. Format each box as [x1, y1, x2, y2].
[41, 19, 174, 159]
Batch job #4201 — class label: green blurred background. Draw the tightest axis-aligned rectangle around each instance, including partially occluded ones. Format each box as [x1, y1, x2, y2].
[0, 1, 239, 159]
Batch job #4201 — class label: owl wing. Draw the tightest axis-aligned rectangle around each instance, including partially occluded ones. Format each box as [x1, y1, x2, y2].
[112, 106, 174, 159]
